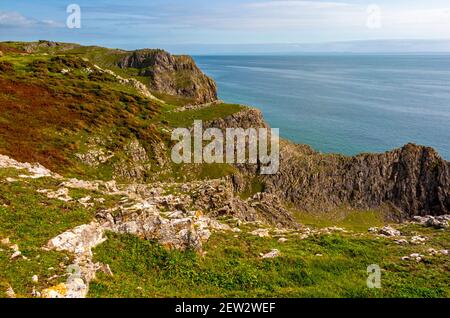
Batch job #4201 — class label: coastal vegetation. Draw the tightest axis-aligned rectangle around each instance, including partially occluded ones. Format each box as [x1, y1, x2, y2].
[0, 41, 448, 298]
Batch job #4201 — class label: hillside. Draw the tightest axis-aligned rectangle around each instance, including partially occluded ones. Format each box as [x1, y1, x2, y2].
[0, 41, 449, 298]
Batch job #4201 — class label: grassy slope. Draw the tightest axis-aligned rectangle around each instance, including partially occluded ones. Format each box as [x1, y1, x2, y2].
[89, 222, 449, 298]
[1, 164, 448, 298]
[0, 42, 243, 182]
[157, 103, 246, 128]
[0, 169, 88, 297]
[0, 51, 161, 177]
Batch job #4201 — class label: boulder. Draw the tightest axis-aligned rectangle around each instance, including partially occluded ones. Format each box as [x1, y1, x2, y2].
[379, 226, 401, 237]
[261, 249, 281, 259]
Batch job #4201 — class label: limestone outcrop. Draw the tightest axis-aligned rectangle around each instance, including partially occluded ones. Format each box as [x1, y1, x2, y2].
[205, 109, 450, 219]
[118, 49, 217, 103]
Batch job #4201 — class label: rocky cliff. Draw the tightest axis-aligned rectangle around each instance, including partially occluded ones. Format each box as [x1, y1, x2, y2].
[266, 141, 450, 219]
[206, 109, 450, 219]
[118, 49, 217, 104]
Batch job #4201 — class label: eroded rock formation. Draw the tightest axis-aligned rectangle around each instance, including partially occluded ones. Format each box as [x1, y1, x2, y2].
[118, 49, 217, 103]
[205, 109, 450, 218]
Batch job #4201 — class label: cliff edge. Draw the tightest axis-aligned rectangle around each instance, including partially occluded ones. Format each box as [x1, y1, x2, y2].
[118, 49, 217, 104]
[207, 108, 450, 219]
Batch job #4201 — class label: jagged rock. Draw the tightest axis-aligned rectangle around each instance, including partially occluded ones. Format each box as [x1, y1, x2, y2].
[45, 222, 108, 298]
[410, 236, 427, 245]
[78, 196, 94, 208]
[246, 193, 300, 229]
[369, 226, 401, 237]
[402, 253, 424, 262]
[379, 226, 401, 237]
[0, 154, 60, 179]
[62, 178, 100, 191]
[204, 108, 268, 132]
[104, 209, 206, 251]
[428, 248, 439, 256]
[194, 177, 300, 229]
[430, 248, 441, 256]
[368, 227, 378, 233]
[261, 249, 281, 259]
[207, 109, 449, 219]
[38, 187, 72, 202]
[113, 140, 150, 180]
[24, 40, 79, 53]
[324, 226, 347, 233]
[65, 277, 88, 298]
[412, 215, 449, 229]
[250, 229, 270, 238]
[47, 222, 106, 256]
[263, 142, 450, 219]
[75, 147, 114, 167]
[91, 64, 162, 102]
[41, 273, 91, 298]
[118, 49, 217, 103]
[426, 217, 449, 229]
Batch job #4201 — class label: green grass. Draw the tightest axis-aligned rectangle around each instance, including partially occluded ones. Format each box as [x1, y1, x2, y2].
[0, 169, 97, 297]
[89, 224, 450, 298]
[292, 208, 387, 232]
[239, 177, 265, 199]
[158, 103, 246, 128]
[0, 170, 95, 250]
[155, 162, 238, 183]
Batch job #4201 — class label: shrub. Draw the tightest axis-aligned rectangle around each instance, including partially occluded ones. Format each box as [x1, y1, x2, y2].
[0, 61, 14, 73]
[29, 60, 48, 75]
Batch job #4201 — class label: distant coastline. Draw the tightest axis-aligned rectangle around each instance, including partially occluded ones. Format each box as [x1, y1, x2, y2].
[163, 39, 450, 55]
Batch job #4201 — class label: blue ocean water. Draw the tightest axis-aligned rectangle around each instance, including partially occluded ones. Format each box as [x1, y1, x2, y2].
[194, 55, 450, 160]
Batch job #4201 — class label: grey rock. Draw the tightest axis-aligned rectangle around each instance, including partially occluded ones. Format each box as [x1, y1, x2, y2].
[118, 49, 217, 104]
[379, 226, 401, 237]
[261, 249, 281, 259]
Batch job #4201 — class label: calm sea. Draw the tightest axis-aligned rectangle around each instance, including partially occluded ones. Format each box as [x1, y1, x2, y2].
[194, 54, 450, 160]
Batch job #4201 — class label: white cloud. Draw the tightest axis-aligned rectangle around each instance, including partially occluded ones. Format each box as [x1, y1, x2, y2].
[0, 11, 63, 28]
[180, 1, 362, 31]
[246, 0, 351, 10]
[0, 11, 34, 27]
[179, 1, 450, 39]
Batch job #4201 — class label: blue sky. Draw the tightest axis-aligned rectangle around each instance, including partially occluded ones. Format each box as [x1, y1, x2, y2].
[1, 0, 450, 52]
